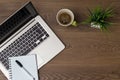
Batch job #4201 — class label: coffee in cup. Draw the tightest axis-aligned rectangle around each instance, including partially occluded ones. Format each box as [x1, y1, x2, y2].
[56, 9, 74, 27]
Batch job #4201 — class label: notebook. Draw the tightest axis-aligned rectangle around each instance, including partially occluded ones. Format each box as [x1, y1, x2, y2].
[9, 55, 39, 80]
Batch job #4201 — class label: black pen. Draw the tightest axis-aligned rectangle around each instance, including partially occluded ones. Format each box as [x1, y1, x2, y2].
[15, 60, 35, 80]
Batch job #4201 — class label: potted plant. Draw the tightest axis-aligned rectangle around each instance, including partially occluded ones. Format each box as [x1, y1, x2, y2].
[83, 6, 114, 31]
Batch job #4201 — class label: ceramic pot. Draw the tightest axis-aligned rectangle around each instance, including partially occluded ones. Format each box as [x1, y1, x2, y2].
[91, 22, 101, 29]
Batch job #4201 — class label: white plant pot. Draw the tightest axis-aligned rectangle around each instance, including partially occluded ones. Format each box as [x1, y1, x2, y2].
[91, 22, 101, 29]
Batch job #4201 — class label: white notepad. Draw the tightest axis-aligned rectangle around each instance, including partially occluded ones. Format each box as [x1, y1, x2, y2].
[9, 55, 39, 80]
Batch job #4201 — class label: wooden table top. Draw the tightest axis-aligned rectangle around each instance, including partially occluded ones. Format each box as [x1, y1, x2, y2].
[0, 0, 120, 80]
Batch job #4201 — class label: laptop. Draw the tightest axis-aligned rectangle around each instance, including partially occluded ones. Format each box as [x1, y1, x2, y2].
[0, 2, 65, 79]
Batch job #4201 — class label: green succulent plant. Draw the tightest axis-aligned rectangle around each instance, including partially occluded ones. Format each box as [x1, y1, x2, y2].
[83, 6, 114, 31]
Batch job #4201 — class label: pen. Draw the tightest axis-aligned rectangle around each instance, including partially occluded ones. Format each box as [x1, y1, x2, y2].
[15, 60, 35, 80]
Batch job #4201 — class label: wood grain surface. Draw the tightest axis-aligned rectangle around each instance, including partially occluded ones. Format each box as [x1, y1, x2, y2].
[0, 0, 120, 80]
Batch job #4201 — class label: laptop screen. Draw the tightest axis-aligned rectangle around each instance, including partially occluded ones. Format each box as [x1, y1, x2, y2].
[0, 2, 38, 45]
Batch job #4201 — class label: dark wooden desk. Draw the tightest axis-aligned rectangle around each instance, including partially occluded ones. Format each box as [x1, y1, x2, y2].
[0, 0, 120, 80]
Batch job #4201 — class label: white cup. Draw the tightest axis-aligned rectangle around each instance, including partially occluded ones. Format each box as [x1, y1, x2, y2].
[56, 9, 74, 27]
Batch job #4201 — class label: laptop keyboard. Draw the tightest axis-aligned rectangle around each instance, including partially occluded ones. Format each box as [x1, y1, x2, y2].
[0, 22, 49, 69]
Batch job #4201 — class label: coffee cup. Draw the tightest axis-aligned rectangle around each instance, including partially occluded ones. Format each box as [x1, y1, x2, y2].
[56, 9, 74, 27]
